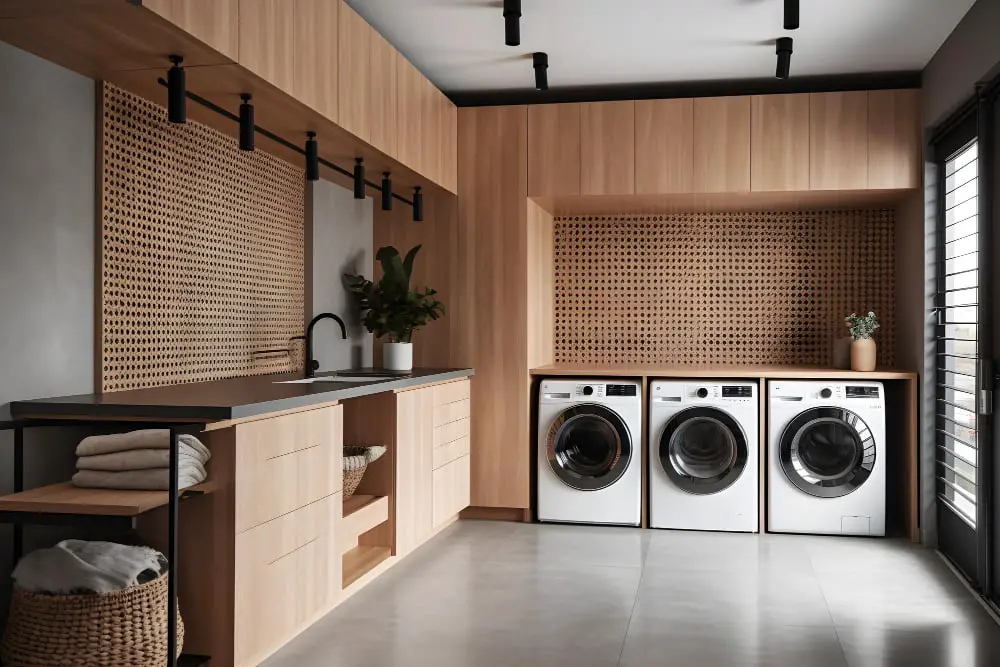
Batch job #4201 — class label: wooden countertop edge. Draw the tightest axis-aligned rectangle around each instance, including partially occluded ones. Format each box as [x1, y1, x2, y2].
[529, 365, 918, 380]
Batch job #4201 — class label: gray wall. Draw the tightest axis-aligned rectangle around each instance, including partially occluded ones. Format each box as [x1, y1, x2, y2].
[309, 179, 373, 371]
[0, 41, 96, 614]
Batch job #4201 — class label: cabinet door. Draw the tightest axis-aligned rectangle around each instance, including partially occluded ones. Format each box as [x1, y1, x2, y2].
[395, 386, 434, 555]
[809, 91, 868, 190]
[868, 89, 921, 189]
[293, 0, 338, 122]
[238, 0, 295, 94]
[338, 0, 371, 141]
[528, 103, 581, 196]
[368, 30, 397, 156]
[144, 0, 239, 60]
[580, 101, 635, 195]
[635, 98, 694, 194]
[440, 97, 458, 193]
[396, 55, 425, 175]
[433, 455, 471, 528]
[750, 94, 810, 192]
[422, 80, 442, 187]
[693, 96, 751, 193]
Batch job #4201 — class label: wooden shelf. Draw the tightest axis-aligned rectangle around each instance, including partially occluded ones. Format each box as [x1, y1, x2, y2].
[341, 494, 390, 550]
[342, 545, 391, 589]
[530, 363, 917, 381]
[0, 480, 216, 517]
[343, 493, 381, 518]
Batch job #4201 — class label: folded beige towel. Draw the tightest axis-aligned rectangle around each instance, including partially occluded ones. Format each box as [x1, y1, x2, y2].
[76, 430, 210, 459]
[72, 467, 206, 491]
[77, 445, 209, 472]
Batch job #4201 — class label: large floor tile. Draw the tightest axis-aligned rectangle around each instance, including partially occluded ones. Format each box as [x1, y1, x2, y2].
[835, 621, 1000, 667]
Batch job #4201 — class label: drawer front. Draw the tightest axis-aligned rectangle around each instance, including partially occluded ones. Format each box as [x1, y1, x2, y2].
[432, 435, 469, 470]
[432, 379, 470, 407]
[433, 417, 469, 448]
[235, 405, 343, 533]
[234, 494, 340, 667]
[432, 455, 471, 528]
[432, 397, 470, 428]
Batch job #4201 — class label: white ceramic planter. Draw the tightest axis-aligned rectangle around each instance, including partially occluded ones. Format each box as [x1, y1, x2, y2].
[383, 342, 413, 371]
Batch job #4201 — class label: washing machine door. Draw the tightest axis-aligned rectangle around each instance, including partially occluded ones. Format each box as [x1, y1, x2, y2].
[546, 404, 632, 491]
[659, 407, 748, 495]
[779, 407, 876, 498]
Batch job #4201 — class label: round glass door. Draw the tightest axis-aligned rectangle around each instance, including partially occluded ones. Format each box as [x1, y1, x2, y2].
[779, 407, 876, 498]
[659, 407, 748, 495]
[546, 404, 632, 491]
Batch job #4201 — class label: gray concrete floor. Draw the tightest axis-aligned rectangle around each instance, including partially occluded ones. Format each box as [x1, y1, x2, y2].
[264, 521, 1000, 667]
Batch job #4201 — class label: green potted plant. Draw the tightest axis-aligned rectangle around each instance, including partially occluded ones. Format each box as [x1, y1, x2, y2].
[845, 311, 880, 372]
[344, 245, 444, 371]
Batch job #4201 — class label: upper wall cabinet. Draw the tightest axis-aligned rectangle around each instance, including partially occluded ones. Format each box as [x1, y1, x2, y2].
[693, 96, 751, 193]
[868, 89, 922, 190]
[368, 30, 398, 157]
[238, 0, 295, 94]
[436, 91, 458, 193]
[580, 101, 635, 195]
[810, 91, 868, 190]
[750, 94, 809, 192]
[292, 0, 338, 123]
[338, 1, 371, 142]
[528, 103, 582, 197]
[396, 56, 425, 179]
[144, 0, 240, 61]
[635, 98, 694, 195]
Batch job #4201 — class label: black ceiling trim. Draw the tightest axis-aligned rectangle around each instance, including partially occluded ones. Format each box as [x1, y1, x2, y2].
[446, 71, 922, 107]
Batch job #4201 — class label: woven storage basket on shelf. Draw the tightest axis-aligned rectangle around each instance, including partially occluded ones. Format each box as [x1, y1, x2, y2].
[343, 445, 388, 499]
[1, 572, 183, 667]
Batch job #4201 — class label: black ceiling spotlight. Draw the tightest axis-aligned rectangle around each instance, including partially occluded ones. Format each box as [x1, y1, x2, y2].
[784, 0, 800, 30]
[504, 0, 521, 46]
[412, 187, 424, 222]
[305, 132, 319, 182]
[239, 94, 254, 151]
[776, 37, 793, 79]
[353, 158, 366, 199]
[167, 55, 186, 123]
[533, 52, 549, 91]
[381, 172, 393, 211]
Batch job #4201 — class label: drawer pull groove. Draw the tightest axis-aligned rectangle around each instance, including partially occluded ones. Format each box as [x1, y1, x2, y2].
[269, 537, 319, 566]
[265, 442, 322, 460]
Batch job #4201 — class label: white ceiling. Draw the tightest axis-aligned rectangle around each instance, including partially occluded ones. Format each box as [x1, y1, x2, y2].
[346, 0, 975, 93]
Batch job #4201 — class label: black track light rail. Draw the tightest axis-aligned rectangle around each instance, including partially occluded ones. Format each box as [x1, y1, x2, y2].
[155, 78, 416, 208]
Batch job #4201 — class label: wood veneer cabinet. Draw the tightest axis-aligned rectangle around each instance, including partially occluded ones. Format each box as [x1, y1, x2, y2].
[143, 0, 239, 61]
[396, 55, 426, 178]
[868, 89, 922, 189]
[337, 0, 371, 141]
[368, 29, 398, 156]
[528, 103, 582, 197]
[810, 91, 869, 190]
[635, 98, 694, 194]
[237, 0, 295, 95]
[293, 0, 338, 123]
[693, 96, 751, 193]
[395, 385, 435, 555]
[750, 93, 810, 192]
[580, 101, 635, 195]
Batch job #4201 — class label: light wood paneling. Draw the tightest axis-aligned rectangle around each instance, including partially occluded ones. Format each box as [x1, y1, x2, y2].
[751, 94, 810, 192]
[396, 55, 425, 177]
[234, 405, 342, 533]
[868, 89, 922, 190]
[143, 0, 239, 60]
[433, 435, 470, 470]
[292, 0, 338, 122]
[238, 0, 295, 94]
[234, 493, 339, 667]
[693, 96, 751, 193]
[441, 97, 459, 193]
[337, 0, 371, 141]
[635, 98, 694, 194]
[458, 105, 531, 509]
[580, 101, 635, 195]
[530, 363, 917, 380]
[433, 455, 471, 527]
[528, 103, 582, 196]
[527, 199, 554, 369]
[810, 91, 869, 190]
[394, 385, 434, 556]
[422, 81, 443, 189]
[368, 29, 397, 156]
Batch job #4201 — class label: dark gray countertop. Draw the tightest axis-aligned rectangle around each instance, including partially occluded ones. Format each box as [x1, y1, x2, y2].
[10, 368, 474, 422]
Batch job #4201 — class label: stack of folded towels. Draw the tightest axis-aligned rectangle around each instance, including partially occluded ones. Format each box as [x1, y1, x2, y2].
[71, 429, 211, 491]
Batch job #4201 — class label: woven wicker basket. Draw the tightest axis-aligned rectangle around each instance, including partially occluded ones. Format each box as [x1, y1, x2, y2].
[1, 573, 183, 667]
[343, 445, 387, 499]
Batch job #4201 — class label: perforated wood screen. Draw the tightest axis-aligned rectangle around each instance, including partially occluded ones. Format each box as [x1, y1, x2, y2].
[553, 212, 895, 366]
[100, 83, 305, 392]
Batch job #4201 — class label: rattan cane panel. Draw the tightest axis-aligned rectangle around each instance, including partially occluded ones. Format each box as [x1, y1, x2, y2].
[100, 83, 305, 392]
[553, 212, 895, 366]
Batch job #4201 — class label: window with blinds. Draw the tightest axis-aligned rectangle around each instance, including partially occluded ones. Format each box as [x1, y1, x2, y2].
[936, 140, 980, 528]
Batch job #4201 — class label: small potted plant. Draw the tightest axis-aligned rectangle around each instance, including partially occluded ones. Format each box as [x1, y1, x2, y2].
[344, 245, 444, 371]
[845, 311, 880, 372]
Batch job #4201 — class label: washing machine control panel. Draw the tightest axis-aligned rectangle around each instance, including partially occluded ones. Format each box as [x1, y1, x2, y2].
[651, 383, 756, 404]
[771, 382, 883, 404]
[573, 384, 638, 398]
[846, 385, 880, 398]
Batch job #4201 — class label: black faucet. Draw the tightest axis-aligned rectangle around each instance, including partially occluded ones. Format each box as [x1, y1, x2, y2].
[305, 312, 348, 377]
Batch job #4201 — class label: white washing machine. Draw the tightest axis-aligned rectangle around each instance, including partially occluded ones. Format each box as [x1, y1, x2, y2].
[649, 381, 759, 532]
[537, 379, 642, 526]
[768, 381, 886, 536]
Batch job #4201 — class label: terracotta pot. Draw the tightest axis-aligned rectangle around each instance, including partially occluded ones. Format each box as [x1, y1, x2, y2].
[850, 338, 877, 372]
